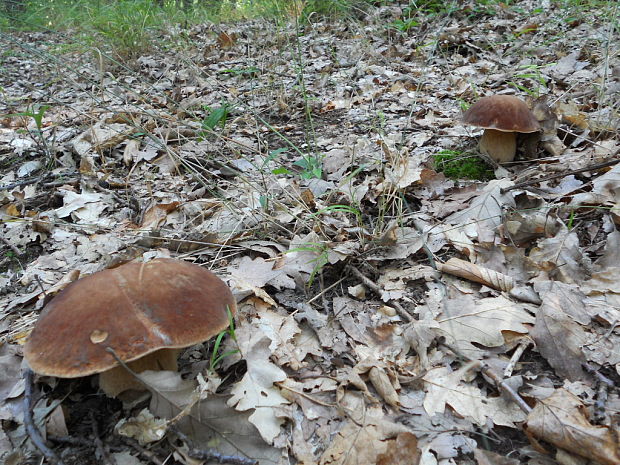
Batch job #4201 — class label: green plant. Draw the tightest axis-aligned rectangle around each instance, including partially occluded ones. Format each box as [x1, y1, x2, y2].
[264, 152, 323, 180]
[85, 0, 160, 56]
[312, 204, 363, 224]
[457, 99, 471, 112]
[465, 0, 501, 18]
[566, 209, 576, 229]
[508, 64, 549, 98]
[558, 0, 617, 24]
[388, 0, 460, 34]
[287, 242, 330, 286]
[388, 17, 419, 33]
[434, 150, 494, 180]
[298, 0, 377, 21]
[288, 14, 325, 180]
[201, 101, 233, 133]
[7, 104, 53, 161]
[12, 103, 48, 130]
[293, 154, 323, 179]
[208, 306, 239, 373]
[219, 66, 261, 77]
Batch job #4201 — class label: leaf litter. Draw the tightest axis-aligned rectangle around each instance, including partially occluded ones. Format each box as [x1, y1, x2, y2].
[1, 1, 619, 464]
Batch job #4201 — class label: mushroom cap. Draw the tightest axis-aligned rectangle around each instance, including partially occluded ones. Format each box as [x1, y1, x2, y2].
[24, 258, 236, 378]
[462, 95, 540, 133]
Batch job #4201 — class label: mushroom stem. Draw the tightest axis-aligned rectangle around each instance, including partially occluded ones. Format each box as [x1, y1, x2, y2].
[479, 129, 517, 163]
[99, 348, 181, 397]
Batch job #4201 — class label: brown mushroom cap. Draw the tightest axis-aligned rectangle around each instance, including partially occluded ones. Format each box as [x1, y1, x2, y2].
[24, 258, 236, 379]
[462, 95, 540, 133]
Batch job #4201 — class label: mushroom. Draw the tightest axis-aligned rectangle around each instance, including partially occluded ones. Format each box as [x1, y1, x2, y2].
[462, 95, 540, 163]
[23, 258, 236, 397]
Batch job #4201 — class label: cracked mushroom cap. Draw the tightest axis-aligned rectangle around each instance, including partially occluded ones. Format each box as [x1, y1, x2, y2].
[462, 95, 540, 133]
[24, 258, 236, 378]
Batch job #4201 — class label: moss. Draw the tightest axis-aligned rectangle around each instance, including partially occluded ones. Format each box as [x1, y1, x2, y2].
[433, 150, 495, 181]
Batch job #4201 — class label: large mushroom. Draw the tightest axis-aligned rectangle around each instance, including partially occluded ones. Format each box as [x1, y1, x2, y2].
[23, 258, 236, 397]
[462, 95, 540, 163]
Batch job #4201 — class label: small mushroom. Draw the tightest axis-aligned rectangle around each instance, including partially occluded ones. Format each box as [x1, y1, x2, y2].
[462, 95, 540, 163]
[23, 258, 236, 397]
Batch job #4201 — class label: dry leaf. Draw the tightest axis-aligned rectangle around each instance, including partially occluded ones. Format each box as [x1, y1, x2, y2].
[528, 228, 591, 284]
[423, 365, 526, 427]
[217, 31, 237, 48]
[135, 202, 180, 229]
[115, 409, 167, 445]
[438, 257, 515, 291]
[530, 288, 588, 381]
[474, 448, 519, 465]
[319, 403, 410, 465]
[444, 179, 515, 241]
[376, 432, 421, 465]
[228, 333, 289, 444]
[524, 389, 620, 465]
[570, 163, 620, 206]
[439, 294, 535, 358]
[368, 366, 400, 407]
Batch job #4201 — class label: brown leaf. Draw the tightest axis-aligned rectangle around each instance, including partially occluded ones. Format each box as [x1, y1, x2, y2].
[524, 389, 620, 465]
[368, 366, 400, 407]
[530, 289, 588, 380]
[217, 31, 237, 48]
[439, 294, 535, 358]
[528, 228, 591, 284]
[570, 163, 620, 207]
[376, 432, 421, 465]
[319, 403, 410, 465]
[474, 448, 519, 465]
[438, 257, 515, 291]
[136, 202, 180, 229]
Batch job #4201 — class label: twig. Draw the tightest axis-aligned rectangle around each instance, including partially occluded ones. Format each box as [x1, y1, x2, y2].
[346, 265, 413, 322]
[48, 435, 94, 447]
[307, 276, 346, 304]
[188, 448, 259, 465]
[500, 155, 620, 194]
[582, 363, 615, 387]
[277, 382, 336, 408]
[0, 175, 45, 191]
[440, 343, 532, 414]
[503, 338, 532, 378]
[397, 370, 429, 385]
[0, 171, 79, 191]
[171, 427, 258, 465]
[593, 382, 610, 425]
[582, 363, 615, 424]
[22, 369, 67, 465]
[319, 272, 330, 314]
[119, 437, 165, 465]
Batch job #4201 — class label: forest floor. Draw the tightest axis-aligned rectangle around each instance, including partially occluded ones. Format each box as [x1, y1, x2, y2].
[1, 1, 619, 464]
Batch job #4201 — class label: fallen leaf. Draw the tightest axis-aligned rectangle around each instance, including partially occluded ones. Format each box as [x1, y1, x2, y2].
[438, 294, 535, 358]
[115, 408, 167, 445]
[444, 179, 515, 241]
[423, 365, 526, 427]
[530, 288, 588, 381]
[474, 448, 519, 465]
[528, 227, 591, 284]
[135, 202, 180, 229]
[319, 402, 410, 465]
[228, 332, 289, 444]
[524, 389, 620, 465]
[376, 432, 421, 465]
